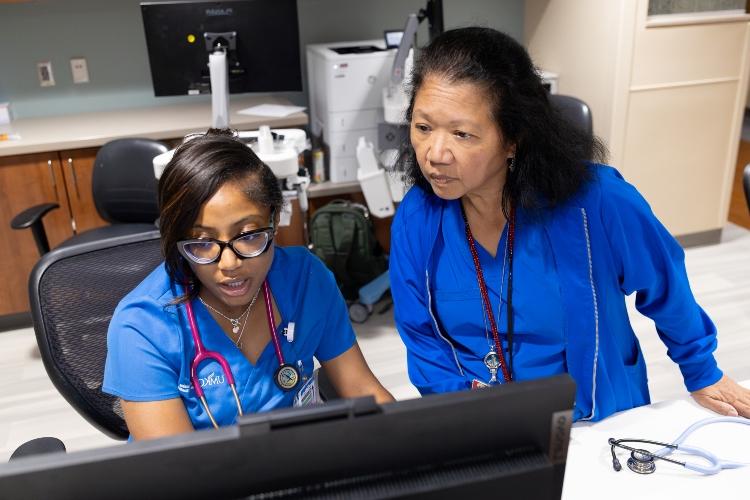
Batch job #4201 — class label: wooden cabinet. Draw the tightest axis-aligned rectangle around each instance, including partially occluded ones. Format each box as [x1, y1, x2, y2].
[0, 148, 110, 316]
[60, 148, 108, 233]
[0, 152, 75, 315]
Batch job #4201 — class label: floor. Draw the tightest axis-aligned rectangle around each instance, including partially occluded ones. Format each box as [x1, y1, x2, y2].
[1, 222, 749, 462]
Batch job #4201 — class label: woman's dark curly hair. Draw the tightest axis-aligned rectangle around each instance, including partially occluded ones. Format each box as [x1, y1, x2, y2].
[401, 27, 607, 215]
[158, 128, 283, 302]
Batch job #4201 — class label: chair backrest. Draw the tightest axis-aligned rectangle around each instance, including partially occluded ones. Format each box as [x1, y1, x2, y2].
[29, 230, 163, 440]
[92, 138, 168, 224]
[744, 164, 750, 214]
[549, 94, 593, 139]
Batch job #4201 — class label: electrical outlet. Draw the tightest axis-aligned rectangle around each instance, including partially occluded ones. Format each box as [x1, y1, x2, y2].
[37, 61, 55, 87]
[70, 57, 89, 84]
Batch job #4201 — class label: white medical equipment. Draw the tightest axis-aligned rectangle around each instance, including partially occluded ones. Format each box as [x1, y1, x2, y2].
[608, 416, 750, 475]
[152, 127, 311, 232]
[306, 40, 397, 183]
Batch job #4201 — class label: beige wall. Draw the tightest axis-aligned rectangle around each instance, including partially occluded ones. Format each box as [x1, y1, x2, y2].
[525, 0, 750, 237]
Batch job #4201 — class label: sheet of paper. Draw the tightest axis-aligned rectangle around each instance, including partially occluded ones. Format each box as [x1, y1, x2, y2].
[237, 104, 306, 118]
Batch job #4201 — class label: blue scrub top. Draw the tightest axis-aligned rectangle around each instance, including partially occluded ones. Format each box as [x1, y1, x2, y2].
[432, 200, 567, 384]
[103, 246, 355, 430]
[390, 165, 723, 421]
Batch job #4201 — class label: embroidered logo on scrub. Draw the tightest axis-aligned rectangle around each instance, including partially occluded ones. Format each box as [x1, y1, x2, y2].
[199, 371, 226, 388]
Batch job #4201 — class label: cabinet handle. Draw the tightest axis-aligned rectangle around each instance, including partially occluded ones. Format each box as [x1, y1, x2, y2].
[67, 157, 81, 199]
[47, 159, 59, 201]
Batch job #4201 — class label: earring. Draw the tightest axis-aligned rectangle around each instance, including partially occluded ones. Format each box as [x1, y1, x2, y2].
[507, 157, 515, 172]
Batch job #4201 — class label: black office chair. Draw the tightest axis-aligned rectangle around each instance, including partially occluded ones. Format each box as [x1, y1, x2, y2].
[11, 138, 168, 256]
[23, 229, 339, 448]
[29, 230, 163, 440]
[549, 93, 593, 139]
[744, 164, 750, 214]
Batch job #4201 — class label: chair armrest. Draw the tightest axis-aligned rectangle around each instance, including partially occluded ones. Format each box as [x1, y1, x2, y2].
[10, 203, 59, 229]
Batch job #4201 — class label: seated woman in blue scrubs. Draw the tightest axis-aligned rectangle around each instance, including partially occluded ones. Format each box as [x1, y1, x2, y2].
[390, 27, 750, 422]
[104, 129, 393, 439]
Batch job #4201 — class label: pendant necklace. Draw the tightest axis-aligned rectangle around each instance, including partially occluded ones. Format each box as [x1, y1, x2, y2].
[462, 203, 516, 383]
[199, 286, 261, 335]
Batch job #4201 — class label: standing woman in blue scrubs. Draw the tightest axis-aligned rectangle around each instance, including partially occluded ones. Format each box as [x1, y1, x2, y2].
[104, 129, 393, 439]
[390, 27, 750, 421]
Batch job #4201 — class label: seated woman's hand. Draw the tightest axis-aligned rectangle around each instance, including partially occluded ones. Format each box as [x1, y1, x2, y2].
[691, 374, 750, 417]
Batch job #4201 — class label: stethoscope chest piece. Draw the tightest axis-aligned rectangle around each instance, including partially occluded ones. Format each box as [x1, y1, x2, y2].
[275, 363, 300, 391]
[627, 450, 656, 474]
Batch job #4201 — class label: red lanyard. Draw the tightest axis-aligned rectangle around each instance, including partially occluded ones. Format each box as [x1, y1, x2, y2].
[462, 204, 515, 383]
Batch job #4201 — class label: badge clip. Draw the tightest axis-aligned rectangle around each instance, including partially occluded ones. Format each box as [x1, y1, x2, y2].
[284, 322, 295, 342]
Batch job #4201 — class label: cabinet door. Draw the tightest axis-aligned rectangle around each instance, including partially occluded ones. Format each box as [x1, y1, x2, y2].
[0, 153, 74, 315]
[60, 148, 108, 233]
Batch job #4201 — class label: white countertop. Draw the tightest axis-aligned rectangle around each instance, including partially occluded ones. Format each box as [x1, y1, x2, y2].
[0, 95, 308, 157]
[563, 380, 750, 499]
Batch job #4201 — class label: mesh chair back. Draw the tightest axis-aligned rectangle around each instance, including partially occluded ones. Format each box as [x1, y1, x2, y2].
[29, 231, 163, 440]
[92, 138, 168, 224]
[549, 94, 593, 139]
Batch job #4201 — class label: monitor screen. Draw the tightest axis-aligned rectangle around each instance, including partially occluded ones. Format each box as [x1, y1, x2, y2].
[140, 0, 302, 97]
[0, 375, 575, 499]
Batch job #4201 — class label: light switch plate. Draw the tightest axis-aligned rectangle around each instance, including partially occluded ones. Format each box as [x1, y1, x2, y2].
[37, 61, 55, 87]
[70, 58, 89, 84]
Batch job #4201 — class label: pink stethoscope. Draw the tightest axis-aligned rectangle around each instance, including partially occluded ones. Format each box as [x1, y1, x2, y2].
[184, 280, 300, 428]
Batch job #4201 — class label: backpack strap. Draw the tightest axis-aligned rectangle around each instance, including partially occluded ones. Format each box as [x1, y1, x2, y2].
[331, 213, 357, 290]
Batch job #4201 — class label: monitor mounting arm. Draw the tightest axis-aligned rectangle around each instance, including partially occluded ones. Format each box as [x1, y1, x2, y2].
[388, 0, 443, 90]
[204, 31, 237, 128]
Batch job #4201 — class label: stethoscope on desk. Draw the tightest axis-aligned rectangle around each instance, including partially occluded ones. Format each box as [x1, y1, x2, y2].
[184, 279, 300, 428]
[609, 416, 750, 475]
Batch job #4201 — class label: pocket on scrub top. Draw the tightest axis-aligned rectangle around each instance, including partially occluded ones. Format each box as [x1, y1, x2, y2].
[623, 352, 649, 408]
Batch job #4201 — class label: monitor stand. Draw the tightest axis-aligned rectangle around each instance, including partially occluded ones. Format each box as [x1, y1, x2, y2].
[208, 49, 229, 128]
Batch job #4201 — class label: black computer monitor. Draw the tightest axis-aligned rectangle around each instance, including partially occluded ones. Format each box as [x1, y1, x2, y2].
[140, 0, 302, 97]
[0, 375, 575, 500]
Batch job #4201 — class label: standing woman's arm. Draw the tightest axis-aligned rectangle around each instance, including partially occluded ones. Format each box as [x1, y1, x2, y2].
[599, 168, 750, 417]
[389, 191, 468, 395]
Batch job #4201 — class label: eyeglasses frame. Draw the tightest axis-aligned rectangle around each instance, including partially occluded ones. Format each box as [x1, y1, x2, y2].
[177, 225, 275, 265]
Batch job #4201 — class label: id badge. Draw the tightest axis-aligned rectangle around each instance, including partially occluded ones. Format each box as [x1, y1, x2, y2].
[293, 374, 320, 407]
[471, 379, 490, 390]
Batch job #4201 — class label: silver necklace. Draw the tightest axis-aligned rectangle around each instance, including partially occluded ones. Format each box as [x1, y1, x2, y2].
[478, 222, 509, 384]
[233, 305, 252, 349]
[199, 287, 260, 335]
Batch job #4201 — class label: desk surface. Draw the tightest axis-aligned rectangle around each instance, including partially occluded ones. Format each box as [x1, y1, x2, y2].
[563, 380, 750, 499]
[0, 95, 308, 157]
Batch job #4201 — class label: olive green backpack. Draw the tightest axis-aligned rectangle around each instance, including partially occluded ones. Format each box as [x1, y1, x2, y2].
[309, 200, 388, 300]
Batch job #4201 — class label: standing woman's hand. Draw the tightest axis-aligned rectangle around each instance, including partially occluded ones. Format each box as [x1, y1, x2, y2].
[691, 375, 750, 417]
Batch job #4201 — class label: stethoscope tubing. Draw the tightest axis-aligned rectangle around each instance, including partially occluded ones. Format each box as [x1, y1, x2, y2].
[185, 297, 244, 428]
[184, 279, 294, 428]
[262, 280, 286, 365]
[612, 416, 750, 475]
[654, 416, 750, 475]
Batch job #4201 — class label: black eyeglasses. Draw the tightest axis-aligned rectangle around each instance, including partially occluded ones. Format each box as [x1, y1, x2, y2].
[177, 227, 275, 265]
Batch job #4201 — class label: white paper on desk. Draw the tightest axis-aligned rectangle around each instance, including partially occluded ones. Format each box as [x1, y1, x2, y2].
[237, 104, 306, 118]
